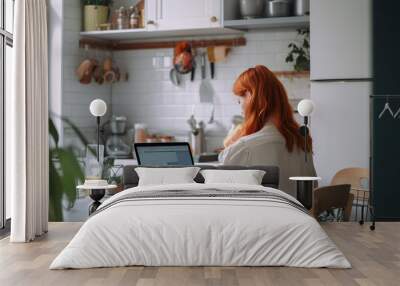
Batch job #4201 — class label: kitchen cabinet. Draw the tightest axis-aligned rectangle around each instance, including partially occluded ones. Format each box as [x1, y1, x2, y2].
[146, 0, 222, 31]
[310, 0, 372, 80]
[310, 0, 372, 187]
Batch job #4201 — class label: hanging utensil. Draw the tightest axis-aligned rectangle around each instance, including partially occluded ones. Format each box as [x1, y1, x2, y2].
[208, 104, 215, 124]
[201, 53, 206, 79]
[190, 49, 197, 81]
[199, 81, 215, 103]
[190, 66, 196, 81]
[169, 68, 180, 86]
[207, 47, 215, 79]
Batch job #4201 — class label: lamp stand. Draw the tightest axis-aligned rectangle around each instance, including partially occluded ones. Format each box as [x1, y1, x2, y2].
[304, 116, 308, 162]
[299, 116, 309, 162]
[96, 116, 100, 162]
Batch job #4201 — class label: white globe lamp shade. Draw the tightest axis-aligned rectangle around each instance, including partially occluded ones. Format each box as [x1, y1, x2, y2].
[297, 99, 315, 117]
[89, 99, 107, 117]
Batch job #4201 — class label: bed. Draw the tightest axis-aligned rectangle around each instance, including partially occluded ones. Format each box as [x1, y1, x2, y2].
[50, 165, 350, 269]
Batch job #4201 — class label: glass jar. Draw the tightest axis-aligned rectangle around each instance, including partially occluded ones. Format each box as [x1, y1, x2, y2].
[112, 7, 129, 30]
[134, 123, 148, 143]
[129, 6, 139, 29]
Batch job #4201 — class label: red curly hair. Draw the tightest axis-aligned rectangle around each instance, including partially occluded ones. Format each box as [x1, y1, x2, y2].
[233, 65, 312, 152]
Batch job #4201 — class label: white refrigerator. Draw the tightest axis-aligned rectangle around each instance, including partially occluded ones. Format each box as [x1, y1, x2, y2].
[310, 0, 372, 185]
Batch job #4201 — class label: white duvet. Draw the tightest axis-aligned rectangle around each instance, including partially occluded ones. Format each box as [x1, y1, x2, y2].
[50, 183, 351, 269]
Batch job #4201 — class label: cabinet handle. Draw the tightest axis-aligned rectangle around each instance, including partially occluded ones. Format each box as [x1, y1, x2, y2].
[210, 16, 218, 23]
[147, 20, 156, 25]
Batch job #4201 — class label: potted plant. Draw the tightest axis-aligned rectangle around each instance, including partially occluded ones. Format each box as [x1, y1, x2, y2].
[285, 29, 310, 72]
[82, 0, 111, 31]
[102, 158, 124, 194]
[49, 116, 91, 221]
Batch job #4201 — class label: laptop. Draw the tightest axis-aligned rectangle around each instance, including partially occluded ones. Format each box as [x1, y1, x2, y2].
[134, 142, 194, 166]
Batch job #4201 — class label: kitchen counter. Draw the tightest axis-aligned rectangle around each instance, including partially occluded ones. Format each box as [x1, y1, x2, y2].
[113, 159, 221, 166]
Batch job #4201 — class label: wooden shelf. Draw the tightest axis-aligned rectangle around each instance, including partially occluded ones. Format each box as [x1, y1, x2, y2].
[79, 27, 242, 41]
[79, 37, 246, 51]
[79, 17, 308, 51]
[224, 16, 309, 30]
[274, 71, 310, 78]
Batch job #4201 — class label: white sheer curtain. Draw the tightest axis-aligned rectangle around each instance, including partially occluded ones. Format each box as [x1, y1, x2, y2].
[8, 0, 49, 242]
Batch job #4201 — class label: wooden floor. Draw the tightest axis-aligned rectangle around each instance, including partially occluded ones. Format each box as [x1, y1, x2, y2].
[0, 222, 399, 286]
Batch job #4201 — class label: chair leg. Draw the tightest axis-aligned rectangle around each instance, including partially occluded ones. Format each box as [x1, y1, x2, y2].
[355, 190, 359, 222]
[344, 193, 354, 222]
[369, 203, 375, 231]
[359, 191, 366, 225]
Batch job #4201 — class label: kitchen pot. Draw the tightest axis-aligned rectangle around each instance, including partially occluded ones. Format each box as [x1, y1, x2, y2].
[174, 42, 194, 74]
[240, 0, 264, 19]
[294, 0, 309, 16]
[266, 0, 291, 17]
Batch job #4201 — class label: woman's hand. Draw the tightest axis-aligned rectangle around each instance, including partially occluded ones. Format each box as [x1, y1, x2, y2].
[223, 124, 243, 148]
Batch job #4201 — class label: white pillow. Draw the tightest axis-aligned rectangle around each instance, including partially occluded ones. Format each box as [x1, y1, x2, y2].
[200, 169, 266, 185]
[135, 167, 201, 186]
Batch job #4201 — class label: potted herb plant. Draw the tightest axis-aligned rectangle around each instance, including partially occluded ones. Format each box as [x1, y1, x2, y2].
[102, 158, 124, 194]
[82, 0, 111, 31]
[285, 29, 310, 72]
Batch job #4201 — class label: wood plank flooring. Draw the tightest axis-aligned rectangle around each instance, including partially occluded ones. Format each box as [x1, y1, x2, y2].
[0, 222, 399, 286]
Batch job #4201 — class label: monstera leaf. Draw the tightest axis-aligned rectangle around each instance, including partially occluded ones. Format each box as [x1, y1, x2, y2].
[49, 117, 88, 221]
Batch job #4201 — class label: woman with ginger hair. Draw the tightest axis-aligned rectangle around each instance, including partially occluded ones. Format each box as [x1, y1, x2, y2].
[219, 65, 316, 196]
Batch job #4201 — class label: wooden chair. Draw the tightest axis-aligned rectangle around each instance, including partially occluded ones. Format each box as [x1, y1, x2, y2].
[331, 167, 369, 221]
[331, 167, 368, 194]
[311, 184, 354, 221]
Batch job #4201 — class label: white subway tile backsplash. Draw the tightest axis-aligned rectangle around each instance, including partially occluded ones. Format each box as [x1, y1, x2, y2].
[61, 1, 309, 150]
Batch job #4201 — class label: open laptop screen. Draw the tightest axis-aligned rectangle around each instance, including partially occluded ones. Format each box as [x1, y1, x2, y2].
[134, 143, 194, 166]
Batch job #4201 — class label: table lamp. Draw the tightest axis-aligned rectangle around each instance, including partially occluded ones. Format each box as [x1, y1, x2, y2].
[89, 99, 107, 162]
[297, 99, 315, 162]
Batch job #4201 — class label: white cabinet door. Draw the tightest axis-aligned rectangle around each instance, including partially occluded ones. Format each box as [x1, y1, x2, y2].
[310, 81, 371, 186]
[146, 0, 222, 31]
[145, 0, 158, 31]
[310, 0, 372, 80]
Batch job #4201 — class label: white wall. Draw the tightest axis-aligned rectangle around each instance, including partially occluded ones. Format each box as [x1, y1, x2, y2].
[111, 29, 310, 151]
[48, 0, 64, 143]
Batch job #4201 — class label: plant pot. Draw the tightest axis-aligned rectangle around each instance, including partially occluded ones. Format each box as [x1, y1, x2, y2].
[84, 5, 109, 31]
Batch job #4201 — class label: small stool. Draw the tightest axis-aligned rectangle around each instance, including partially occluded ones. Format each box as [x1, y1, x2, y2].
[77, 184, 117, 215]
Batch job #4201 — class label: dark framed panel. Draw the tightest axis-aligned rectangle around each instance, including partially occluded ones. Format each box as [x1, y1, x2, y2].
[372, 1, 400, 221]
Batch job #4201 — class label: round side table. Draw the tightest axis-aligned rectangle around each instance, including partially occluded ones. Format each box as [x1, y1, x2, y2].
[289, 177, 321, 210]
[77, 184, 117, 215]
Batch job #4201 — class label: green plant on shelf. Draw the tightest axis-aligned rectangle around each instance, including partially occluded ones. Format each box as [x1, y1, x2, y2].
[102, 158, 123, 186]
[285, 29, 310, 72]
